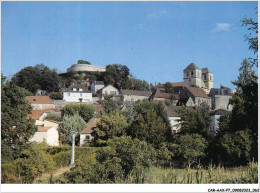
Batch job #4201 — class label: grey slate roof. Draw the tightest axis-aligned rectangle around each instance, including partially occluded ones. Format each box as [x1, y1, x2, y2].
[121, 89, 151, 97]
[62, 84, 91, 93]
[93, 81, 104, 85]
[184, 63, 200, 71]
[202, 67, 212, 73]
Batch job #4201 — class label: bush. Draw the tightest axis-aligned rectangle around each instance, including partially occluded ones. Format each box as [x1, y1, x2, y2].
[61, 103, 95, 123]
[44, 112, 62, 122]
[49, 92, 63, 100]
[51, 151, 71, 168]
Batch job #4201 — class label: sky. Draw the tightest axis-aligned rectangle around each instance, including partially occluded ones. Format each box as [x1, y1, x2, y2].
[1, 1, 258, 89]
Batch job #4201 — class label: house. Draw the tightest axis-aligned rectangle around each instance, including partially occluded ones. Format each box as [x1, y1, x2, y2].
[96, 84, 119, 99]
[209, 86, 233, 111]
[29, 120, 59, 146]
[91, 81, 105, 95]
[150, 89, 180, 106]
[120, 89, 151, 103]
[26, 96, 56, 110]
[62, 83, 92, 103]
[209, 109, 229, 135]
[79, 118, 101, 146]
[180, 86, 211, 107]
[27, 109, 60, 125]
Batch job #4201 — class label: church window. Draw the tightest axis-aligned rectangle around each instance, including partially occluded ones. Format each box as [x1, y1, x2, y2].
[191, 71, 193, 76]
[186, 72, 189, 77]
[204, 74, 206, 80]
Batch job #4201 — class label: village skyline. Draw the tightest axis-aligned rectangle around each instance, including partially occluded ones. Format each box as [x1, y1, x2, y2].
[2, 1, 257, 89]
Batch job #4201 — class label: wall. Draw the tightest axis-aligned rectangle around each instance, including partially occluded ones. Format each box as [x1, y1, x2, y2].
[46, 128, 59, 146]
[209, 115, 221, 135]
[67, 64, 106, 73]
[63, 92, 92, 103]
[29, 132, 47, 143]
[169, 117, 181, 134]
[80, 134, 94, 147]
[31, 104, 56, 110]
[91, 83, 104, 95]
[123, 95, 149, 102]
[194, 97, 211, 107]
[214, 95, 233, 110]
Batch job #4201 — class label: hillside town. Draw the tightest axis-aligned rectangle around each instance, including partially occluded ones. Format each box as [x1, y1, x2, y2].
[25, 61, 234, 147]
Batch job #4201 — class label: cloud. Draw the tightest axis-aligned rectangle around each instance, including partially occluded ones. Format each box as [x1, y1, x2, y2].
[147, 10, 168, 19]
[212, 23, 231, 32]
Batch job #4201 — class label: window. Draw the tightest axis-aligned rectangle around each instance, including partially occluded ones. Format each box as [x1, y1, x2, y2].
[72, 88, 77, 91]
[79, 88, 83, 91]
[110, 91, 116, 95]
[191, 71, 193, 76]
[186, 72, 189, 77]
[203, 74, 206, 80]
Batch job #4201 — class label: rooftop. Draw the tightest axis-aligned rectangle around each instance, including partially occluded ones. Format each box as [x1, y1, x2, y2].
[26, 96, 53, 104]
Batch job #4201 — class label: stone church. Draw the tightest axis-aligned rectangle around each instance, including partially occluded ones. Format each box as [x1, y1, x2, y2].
[183, 63, 213, 94]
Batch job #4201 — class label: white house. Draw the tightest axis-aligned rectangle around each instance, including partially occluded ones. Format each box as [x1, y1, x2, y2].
[79, 118, 100, 147]
[29, 120, 59, 146]
[166, 106, 182, 134]
[91, 81, 105, 95]
[62, 83, 92, 103]
[96, 84, 119, 99]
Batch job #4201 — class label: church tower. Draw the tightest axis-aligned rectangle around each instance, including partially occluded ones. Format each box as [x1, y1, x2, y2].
[201, 68, 213, 90]
[183, 63, 204, 88]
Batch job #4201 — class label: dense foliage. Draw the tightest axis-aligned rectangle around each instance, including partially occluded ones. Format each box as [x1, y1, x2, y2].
[61, 103, 95, 123]
[11, 64, 60, 93]
[58, 114, 87, 145]
[1, 76, 37, 163]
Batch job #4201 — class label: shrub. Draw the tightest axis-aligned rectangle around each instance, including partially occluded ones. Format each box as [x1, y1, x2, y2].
[51, 151, 71, 168]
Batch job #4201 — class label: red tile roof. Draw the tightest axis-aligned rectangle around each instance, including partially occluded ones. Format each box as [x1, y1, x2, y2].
[27, 109, 59, 120]
[153, 90, 180, 100]
[80, 118, 101, 134]
[185, 87, 209, 98]
[26, 96, 53, 104]
[38, 126, 52, 132]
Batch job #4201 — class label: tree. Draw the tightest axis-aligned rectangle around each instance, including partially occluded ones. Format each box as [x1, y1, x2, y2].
[175, 106, 211, 138]
[77, 60, 91, 64]
[49, 92, 63, 100]
[61, 103, 95, 123]
[58, 114, 87, 145]
[11, 64, 60, 93]
[218, 129, 252, 166]
[97, 95, 123, 114]
[176, 134, 208, 167]
[1, 77, 37, 163]
[130, 78, 150, 91]
[103, 64, 131, 89]
[128, 101, 172, 147]
[93, 111, 128, 142]
[163, 82, 175, 94]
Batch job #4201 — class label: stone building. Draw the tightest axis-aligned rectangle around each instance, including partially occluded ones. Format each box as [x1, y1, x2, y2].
[96, 85, 119, 99]
[180, 86, 211, 107]
[183, 63, 213, 94]
[209, 109, 229, 135]
[91, 81, 105, 95]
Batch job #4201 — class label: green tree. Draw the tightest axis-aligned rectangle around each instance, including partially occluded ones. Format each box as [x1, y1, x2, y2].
[130, 78, 150, 91]
[61, 103, 95, 123]
[77, 60, 91, 64]
[58, 114, 87, 145]
[218, 129, 252, 166]
[49, 92, 63, 100]
[128, 101, 172, 147]
[1, 78, 36, 163]
[176, 134, 208, 167]
[163, 82, 175, 94]
[11, 64, 60, 93]
[97, 95, 123, 114]
[175, 106, 211, 138]
[103, 64, 131, 89]
[93, 111, 128, 142]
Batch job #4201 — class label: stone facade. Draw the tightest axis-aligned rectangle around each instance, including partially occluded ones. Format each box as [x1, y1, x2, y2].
[91, 81, 105, 95]
[67, 64, 106, 73]
[97, 85, 119, 99]
[183, 63, 213, 92]
[209, 87, 233, 111]
[120, 89, 151, 102]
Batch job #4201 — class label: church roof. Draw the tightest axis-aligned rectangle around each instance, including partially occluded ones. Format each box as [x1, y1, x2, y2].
[185, 86, 209, 98]
[184, 63, 200, 71]
[202, 68, 212, 73]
